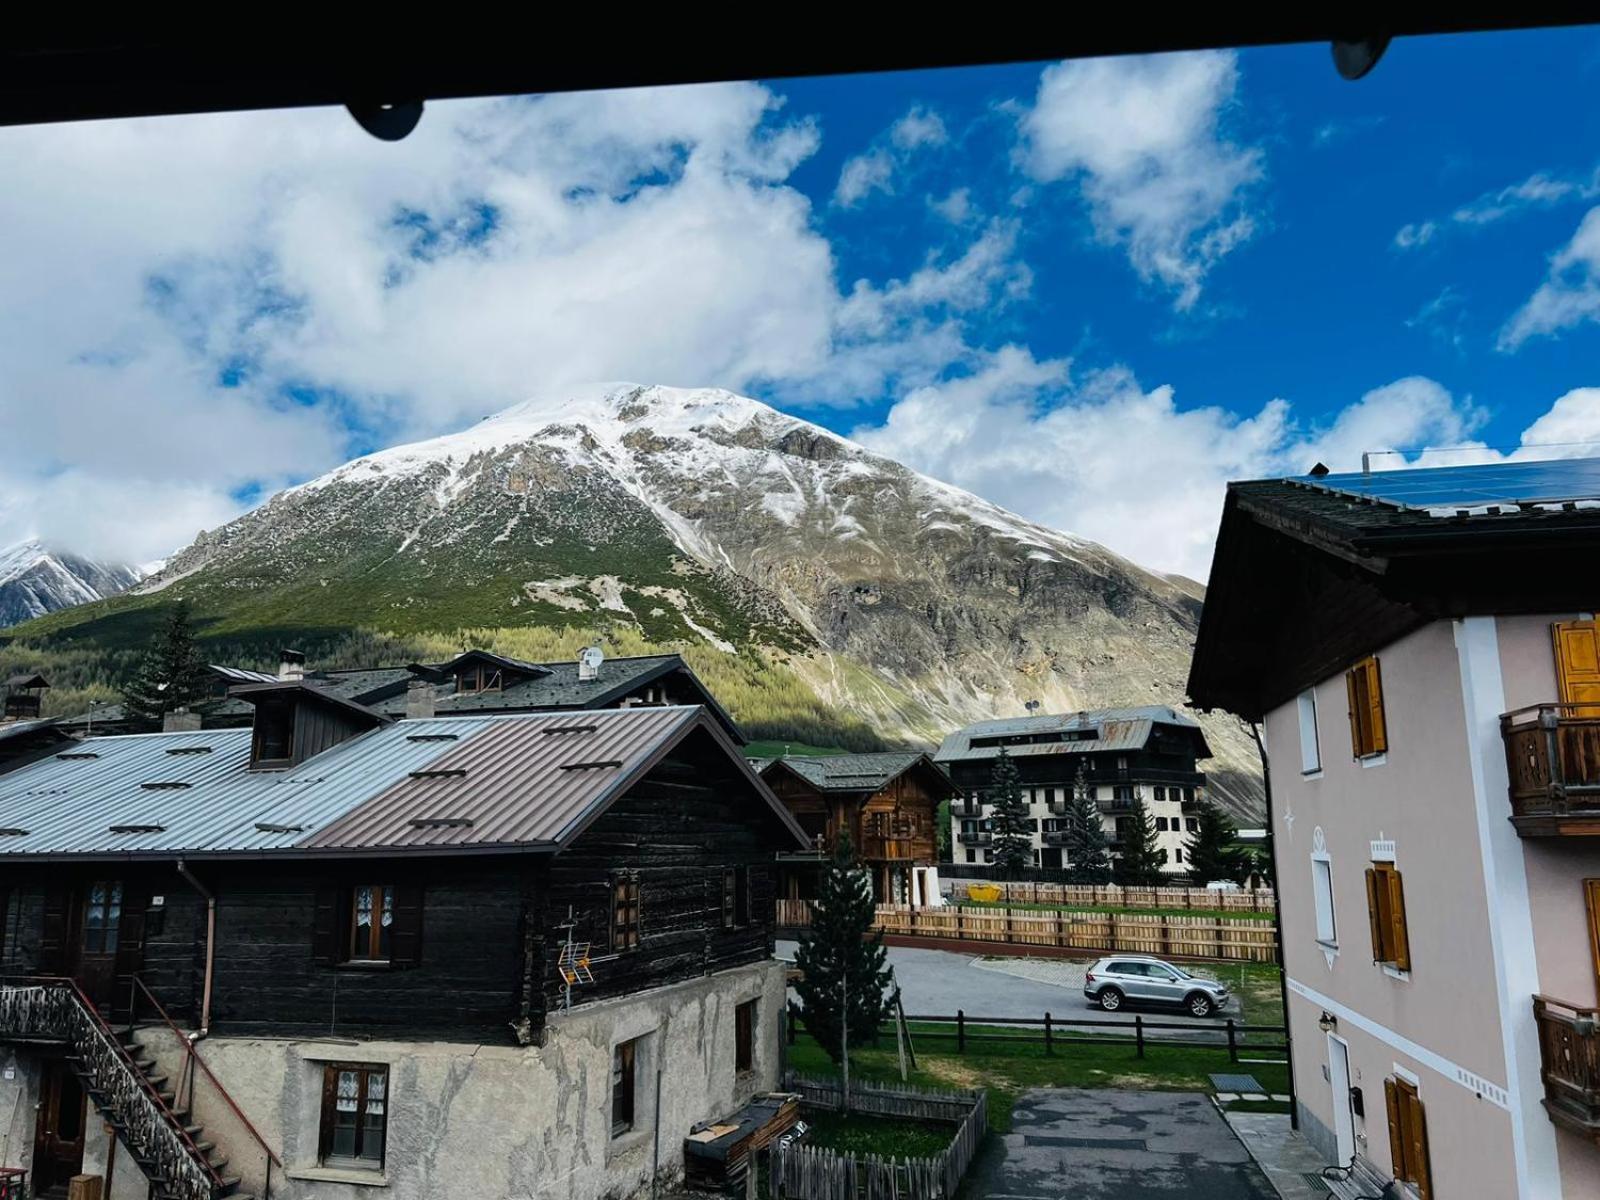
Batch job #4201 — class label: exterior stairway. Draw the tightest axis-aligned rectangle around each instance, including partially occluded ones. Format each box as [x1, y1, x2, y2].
[0, 981, 254, 1200]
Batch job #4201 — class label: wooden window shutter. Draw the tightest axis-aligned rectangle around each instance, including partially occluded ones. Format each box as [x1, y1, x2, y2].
[1585, 879, 1600, 1001]
[1346, 667, 1365, 757]
[1408, 1091, 1433, 1199]
[389, 884, 424, 968]
[1365, 868, 1386, 962]
[312, 885, 344, 965]
[1365, 656, 1388, 754]
[1384, 1078, 1405, 1180]
[38, 886, 69, 973]
[318, 1064, 339, 1159]
[1385, 869, 1411, 972]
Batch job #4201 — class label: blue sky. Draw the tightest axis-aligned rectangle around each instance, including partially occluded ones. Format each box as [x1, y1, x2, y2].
[4, 29, 1600, 578]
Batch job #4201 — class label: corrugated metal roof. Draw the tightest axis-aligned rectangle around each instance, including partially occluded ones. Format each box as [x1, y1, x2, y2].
[304, 706, 764, 851]
[934, 706, 1208, 763]
[758, 752, 951, 795]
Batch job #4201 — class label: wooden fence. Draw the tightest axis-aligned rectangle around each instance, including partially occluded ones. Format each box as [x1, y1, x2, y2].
[770, 1076, 987, 1200]
[941, 879, 1277, 912]
[778, 902, 1278, 963]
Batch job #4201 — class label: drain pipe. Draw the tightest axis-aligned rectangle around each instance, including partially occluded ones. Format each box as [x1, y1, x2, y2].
[1249, 721, 1298, 1131]
[177, 858, 216, 1036]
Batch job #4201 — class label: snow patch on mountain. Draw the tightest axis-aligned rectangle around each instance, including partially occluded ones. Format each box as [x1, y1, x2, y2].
[0, 539, 142, 625]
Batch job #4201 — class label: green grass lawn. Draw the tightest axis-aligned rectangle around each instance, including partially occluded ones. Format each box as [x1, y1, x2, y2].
[787, 1022, 1290, 1134]
[745, 739, 849, 758]
[803, 1111, 955, 1158]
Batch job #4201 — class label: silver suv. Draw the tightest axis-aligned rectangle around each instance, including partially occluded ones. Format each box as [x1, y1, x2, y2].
[1083, 956, 1231, 1018]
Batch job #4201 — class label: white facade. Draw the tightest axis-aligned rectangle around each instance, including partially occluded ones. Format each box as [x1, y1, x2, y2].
[950, 779, 1199, 873]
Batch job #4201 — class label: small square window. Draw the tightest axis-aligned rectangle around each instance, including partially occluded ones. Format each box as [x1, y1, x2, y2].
[320, 1064, 388, 1169]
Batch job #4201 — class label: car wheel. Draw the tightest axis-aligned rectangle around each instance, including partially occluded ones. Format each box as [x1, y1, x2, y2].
[1098, 987, 1124, 1012]
[1186, 992, 1215, 1018]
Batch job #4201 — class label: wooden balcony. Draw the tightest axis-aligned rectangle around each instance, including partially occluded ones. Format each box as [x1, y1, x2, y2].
[1535, 995, 1600, 1141]
[1501, 704, 1600, 836]
[859, 834, 921, 861]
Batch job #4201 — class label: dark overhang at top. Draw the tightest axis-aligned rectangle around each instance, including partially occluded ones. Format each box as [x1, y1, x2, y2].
[1, 21, 1585, 131]
[1188, 459, 1600, 722]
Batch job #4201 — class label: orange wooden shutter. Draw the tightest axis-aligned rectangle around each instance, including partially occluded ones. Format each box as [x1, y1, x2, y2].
[1366, 867, 1386, 961]
[1554, 620, 1600, 716]
[1384, 1078, 1405, 1179]
[1365, 657, 1388, 754]
[1408, 1090, 1432, 1199]
[1586, 879, 1600, 1005]
[1385, 868, 1411, 972]
[1347, 667, 1365, 757]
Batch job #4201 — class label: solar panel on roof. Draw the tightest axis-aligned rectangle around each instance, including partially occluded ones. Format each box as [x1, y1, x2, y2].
[1298, 457, 1600, 514]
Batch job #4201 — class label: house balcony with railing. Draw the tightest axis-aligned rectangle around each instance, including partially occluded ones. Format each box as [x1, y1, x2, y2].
[951, 797, 984, 818]
[1501, 704, 1600, 836]
[957, 830, 992, 847]
[1534, 994, 1600, 1141]
[1099, 797, 1136, 814]
[1041, 829, 1068, 847]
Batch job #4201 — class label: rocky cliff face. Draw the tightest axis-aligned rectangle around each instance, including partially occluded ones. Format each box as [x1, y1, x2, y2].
[82, 384, 1262, 819]
[0, 539, 141, 625]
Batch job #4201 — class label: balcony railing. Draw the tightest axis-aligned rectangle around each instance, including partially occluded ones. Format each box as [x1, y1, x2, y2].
[1534, 995, 1600, 1140]
[951, 798, 984, 818]
[1099, 797, 1136, 814]
[957, 830, 992, 846]
[1501, 704, 1600, 836]
[1041, 830, 1068, 847]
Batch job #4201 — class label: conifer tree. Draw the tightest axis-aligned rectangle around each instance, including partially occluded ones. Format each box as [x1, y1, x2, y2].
[1064, 761, 1113, 884]
[1184, 798, 1249, 886]
[1113, 795, 1168, 886]
[122, 602, 211, 729]
[987, 747, 1032, 876]
[793, 830, 894, 1104]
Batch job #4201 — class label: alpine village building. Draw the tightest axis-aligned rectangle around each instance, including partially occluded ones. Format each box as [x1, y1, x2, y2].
[935, 708, 1212, 875]
[750, 753, 955, 913]
[0, 668, 809, 1200]
[1188, 457, 1600, 1200]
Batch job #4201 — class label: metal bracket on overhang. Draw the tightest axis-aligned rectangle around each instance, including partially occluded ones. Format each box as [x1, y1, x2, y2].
[1332, 34, 1391, 80]
[346, 99, 424, 141]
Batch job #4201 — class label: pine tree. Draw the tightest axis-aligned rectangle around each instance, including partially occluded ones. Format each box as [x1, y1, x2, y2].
[987, 748, 1032, 877]
[1184, 798, 1249, 886]
[1114, 795, 1167, 886]
[793, 830, 894, 1102]
[122, 602, 212, 730]
[1063, 761, 1113, 884]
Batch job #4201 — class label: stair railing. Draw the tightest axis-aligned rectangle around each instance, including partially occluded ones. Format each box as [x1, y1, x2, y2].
[0, 977, 224, 1200]
[131, 975, 281, 1197]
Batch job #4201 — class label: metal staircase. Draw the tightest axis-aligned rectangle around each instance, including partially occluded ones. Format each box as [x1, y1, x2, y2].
[0, 980, 253, 1200]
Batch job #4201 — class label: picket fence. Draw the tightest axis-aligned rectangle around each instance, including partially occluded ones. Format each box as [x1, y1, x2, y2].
[941, 879, 1277, 913]
[776, 901, 1277, 963]
[769, 1077, 987, 1200]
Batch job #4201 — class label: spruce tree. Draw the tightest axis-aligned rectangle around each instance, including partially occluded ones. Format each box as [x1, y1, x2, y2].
[1064, 761, 1113, 884]
[793, 830, 894, 1098]
[1114, 795, 1167, 886]
[986, 747, 1032, 877]
[1184, 798, 1249, 886]
[122, 602, 212, 730]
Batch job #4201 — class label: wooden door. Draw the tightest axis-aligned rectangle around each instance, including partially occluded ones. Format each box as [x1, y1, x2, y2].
[70, 880, 124, 1013]
[32, 1058, 86, 1192]
[1553, 621, 1600, 715]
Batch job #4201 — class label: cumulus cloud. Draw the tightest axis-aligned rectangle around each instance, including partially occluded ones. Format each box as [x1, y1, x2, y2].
[1019, 51, 1262, 310]
[0, 85, 1017, 561]
[833, 105, 949, 207]
[1499, 206, 1600, 349]
[853, 369, 1512, 581]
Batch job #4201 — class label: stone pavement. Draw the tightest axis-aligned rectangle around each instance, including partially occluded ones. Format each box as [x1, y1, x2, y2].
[1225, 1112, 1387, 1200]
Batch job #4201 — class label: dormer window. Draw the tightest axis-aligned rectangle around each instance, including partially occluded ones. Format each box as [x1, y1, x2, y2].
[252, 696, 295, 768]
[455, 664, 504, 695]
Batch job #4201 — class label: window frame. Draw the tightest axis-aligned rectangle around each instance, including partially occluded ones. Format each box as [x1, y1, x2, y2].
[1345, 655, 1388, 760]
[1365, 861, 1411, 971]
[1311, 855, 1337, 947]
[612, 1039, 638, 1138]
[1297, 688, 1322, 774]
[347, 884, 395, 964]
[250, 696, 296, 768]
[734, 999, 756, 1073]
[319, 1062, 389, 1171]
[612, 873, 641, 953]
[81, 880, 124, 955]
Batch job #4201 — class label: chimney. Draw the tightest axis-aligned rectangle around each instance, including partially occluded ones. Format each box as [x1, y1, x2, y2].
[278, 648, 306, 682]
[164, 707, 202, 733]
[406, 679, 437, 720]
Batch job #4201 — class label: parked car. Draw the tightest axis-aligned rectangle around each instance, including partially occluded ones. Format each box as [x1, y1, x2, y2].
[1082, 955, 1230, 1018]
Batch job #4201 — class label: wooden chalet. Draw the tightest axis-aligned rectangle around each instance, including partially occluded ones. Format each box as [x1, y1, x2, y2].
[752, 752, 954, 908]
[0, 683, 805, 1200]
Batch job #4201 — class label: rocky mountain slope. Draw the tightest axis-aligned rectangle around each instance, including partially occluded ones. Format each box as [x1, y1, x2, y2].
[0, 539, 141, 626]
[10, 384, 1261, 820]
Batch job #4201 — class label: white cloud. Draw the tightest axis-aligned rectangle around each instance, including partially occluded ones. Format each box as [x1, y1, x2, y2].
[833, 104, 948, 207]
[1499, 206, 1600, 349]
[1394, 169, 1597, 252]
[930, 188, 975, 224]
[854, 368, 1508, 581]
[1020, 51, 1262, 310]
[0, 85, 1022, 562]
[1393, 221, 1438, 250]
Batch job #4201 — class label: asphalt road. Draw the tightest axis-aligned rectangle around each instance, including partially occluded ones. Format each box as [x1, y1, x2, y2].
[965, 1089, 1277, 1199]
[775, 940, 1241, 1038]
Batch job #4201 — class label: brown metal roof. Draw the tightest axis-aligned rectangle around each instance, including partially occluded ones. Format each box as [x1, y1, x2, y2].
[303, 705, 806, 853]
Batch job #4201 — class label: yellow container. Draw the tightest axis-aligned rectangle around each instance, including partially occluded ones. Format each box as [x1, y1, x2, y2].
[966, 883, 1002, 903]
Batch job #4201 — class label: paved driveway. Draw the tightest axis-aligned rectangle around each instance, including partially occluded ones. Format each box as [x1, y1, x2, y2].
[964, 1089, 1276, 1199]
[775, 941, 1239, 1038]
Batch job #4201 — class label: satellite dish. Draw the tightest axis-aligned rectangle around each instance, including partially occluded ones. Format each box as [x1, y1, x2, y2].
[578, 646, 605, 681]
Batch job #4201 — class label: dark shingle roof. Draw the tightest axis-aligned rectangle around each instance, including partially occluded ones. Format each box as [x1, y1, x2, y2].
[757, 751, 951, 795]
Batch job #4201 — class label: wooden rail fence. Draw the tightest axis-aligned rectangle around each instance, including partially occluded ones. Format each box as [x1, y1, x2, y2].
[770, 1076, 987, 1200]
[776, 902, 1278, 963]
[941, 880, 1277, 912]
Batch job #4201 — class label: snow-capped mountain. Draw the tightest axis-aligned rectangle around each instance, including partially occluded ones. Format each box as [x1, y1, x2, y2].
[43, 384, 1261, 818]
[0, 539, 142, 625]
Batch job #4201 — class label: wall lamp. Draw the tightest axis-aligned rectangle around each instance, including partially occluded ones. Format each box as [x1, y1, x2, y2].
[1318, 1011, 1338, 1032]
